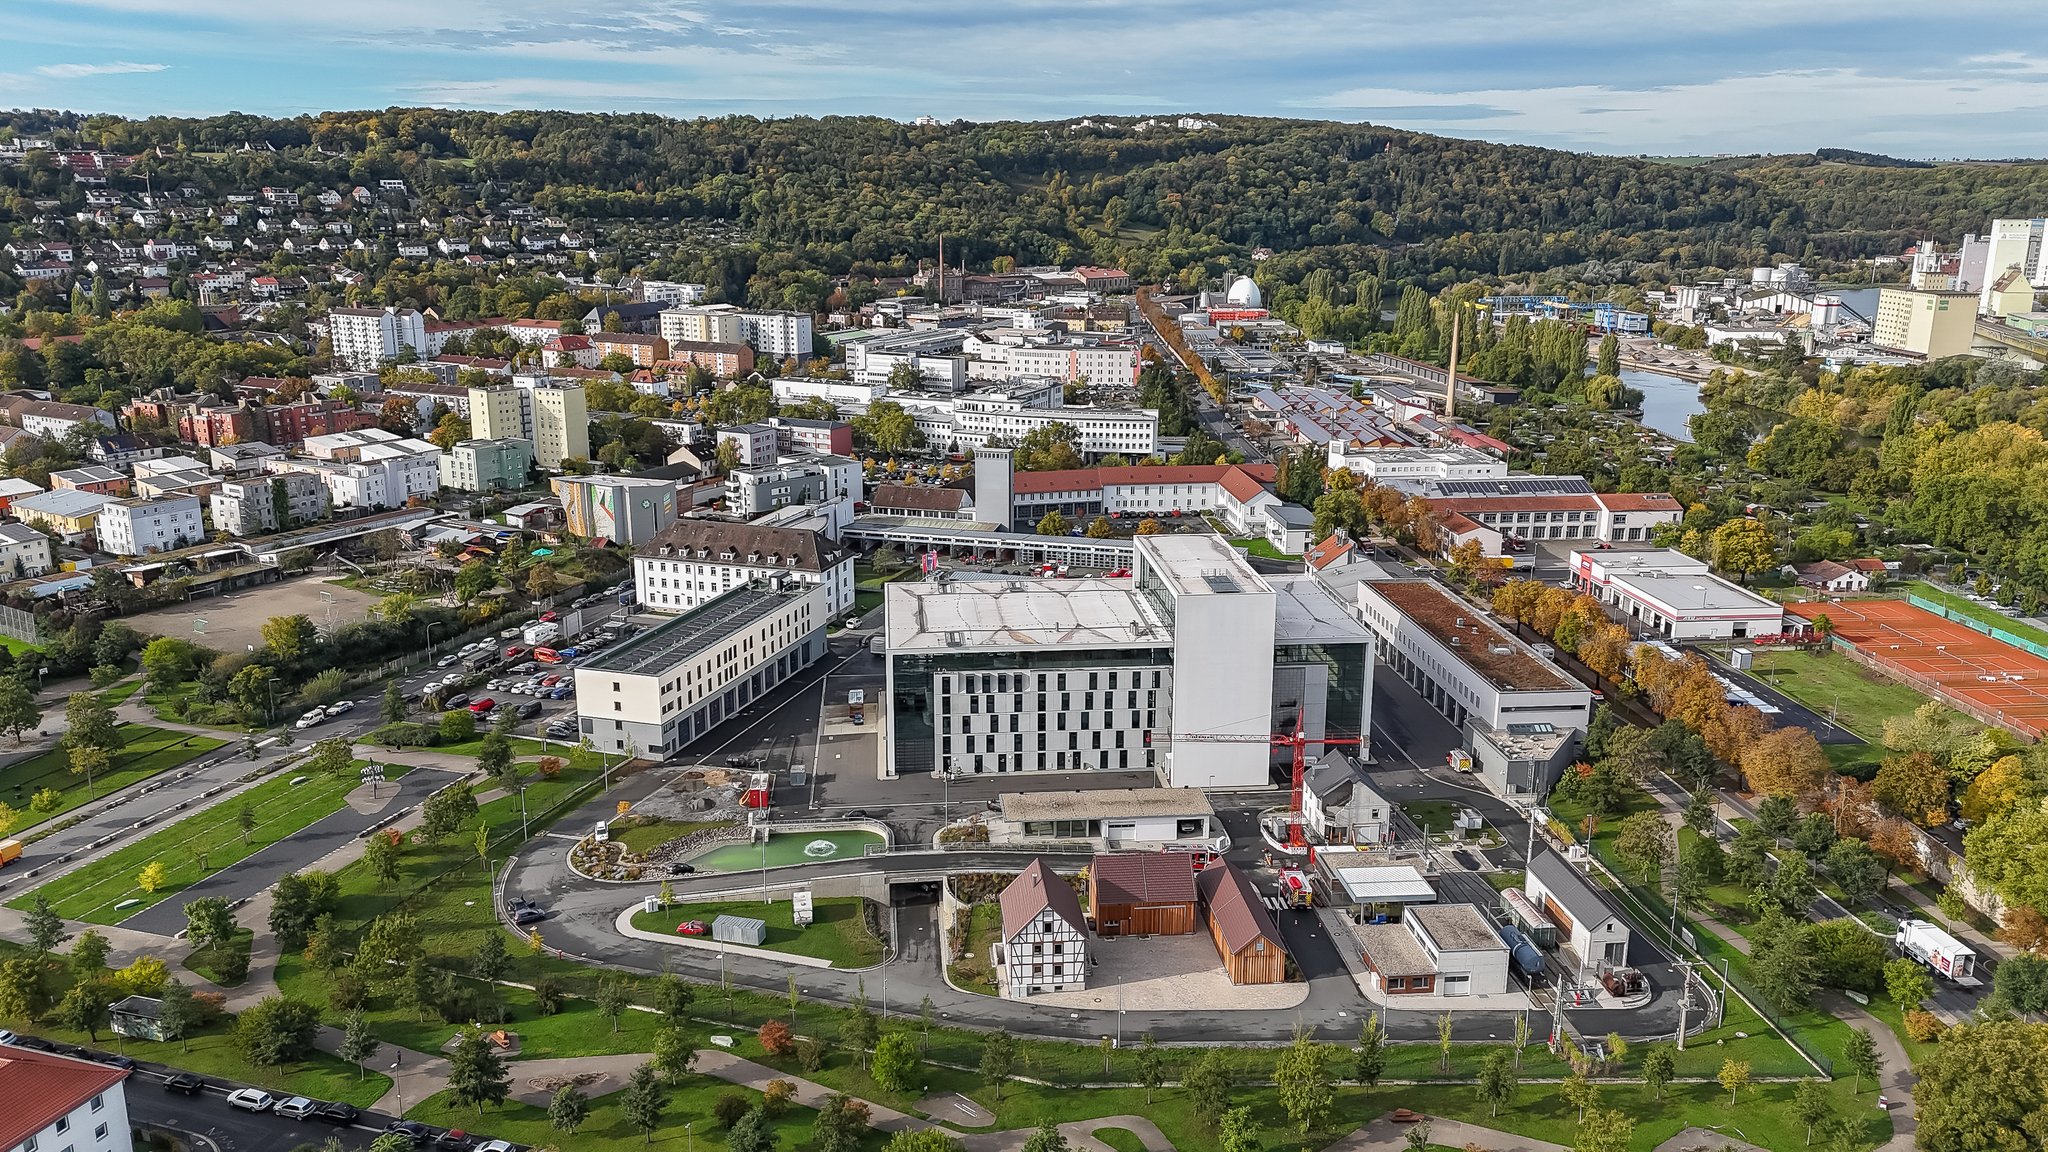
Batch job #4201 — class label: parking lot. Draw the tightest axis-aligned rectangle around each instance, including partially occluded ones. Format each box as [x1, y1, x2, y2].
[127, 575, 384, 647]
[401, 582, 639, 740]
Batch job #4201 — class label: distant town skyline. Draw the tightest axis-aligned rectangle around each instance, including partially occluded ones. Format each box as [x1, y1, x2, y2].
[4, 0, 2048, 158]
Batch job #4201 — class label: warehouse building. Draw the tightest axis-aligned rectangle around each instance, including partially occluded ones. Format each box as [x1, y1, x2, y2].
[1347, 903, 1511, 998]
[1569, 548, 1786, 641]
[1355, 579, 1590, 731]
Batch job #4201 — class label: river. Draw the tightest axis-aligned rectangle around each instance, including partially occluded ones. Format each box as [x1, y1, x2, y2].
[1619, 368, 1703, 441]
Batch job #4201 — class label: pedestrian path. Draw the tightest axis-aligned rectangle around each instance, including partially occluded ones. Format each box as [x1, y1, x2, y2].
[1324, 1114, 1567, 1152]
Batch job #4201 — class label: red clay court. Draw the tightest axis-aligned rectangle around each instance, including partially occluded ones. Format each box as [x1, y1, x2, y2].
[1787, 599, 2048, 738]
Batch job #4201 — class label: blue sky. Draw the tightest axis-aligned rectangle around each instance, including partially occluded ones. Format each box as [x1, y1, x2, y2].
[4, 0, 2048, 157]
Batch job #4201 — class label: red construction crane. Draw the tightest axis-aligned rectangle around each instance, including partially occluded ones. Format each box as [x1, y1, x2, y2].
[1153, 708, 1364, 847]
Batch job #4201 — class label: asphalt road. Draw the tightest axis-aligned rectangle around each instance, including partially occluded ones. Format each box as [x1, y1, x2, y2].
[128, 1078, 381, 1152]
[120, 769, 444, 936]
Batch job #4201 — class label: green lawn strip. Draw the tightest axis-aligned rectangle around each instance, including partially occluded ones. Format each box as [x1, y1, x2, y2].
[1093, 1128, 1146, 1152]
[99, 679, 143, 706]
[1859, 992, 1937, 1067]
[629, 898, 884, 968]
[948, 903, 1001, 993]
[0, 943, 390, 1107]
[1401, 800, 1462, 833]
[403, 1076, 851, 1152]
[431, 733, 558, 760]
[0, 633, 40, 657]
[12, 764, 400, 923]
[1746, 649, 1964, 741]
[1905, 581, 2048, 649]
[610, 818, 735, 857]
[2, 723, 227, 836]
[184, 927, 255, 987]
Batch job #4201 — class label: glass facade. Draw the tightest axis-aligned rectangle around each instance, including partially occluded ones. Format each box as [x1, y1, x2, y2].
[1273, 640, 1372, 740]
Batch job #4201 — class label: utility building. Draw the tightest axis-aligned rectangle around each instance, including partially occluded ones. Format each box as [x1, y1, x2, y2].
[1089, 851, 1198, 937]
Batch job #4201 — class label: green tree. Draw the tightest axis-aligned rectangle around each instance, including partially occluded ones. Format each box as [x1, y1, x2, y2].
[0, 956, 39, 1021]
[1597, 332, 1620, 377]
[339, 1009, 380, 1079]
[381, 680, 407, 723]
[1476, 1048, 1517, 1117]
[654, 1024, 695, 1084]
[448, 1026, 511, 1116]
[1021, 1120, 1068, 1152]
[1035, 509, 1069, 536]
[1273, 1034, 1334, 1135]
[1355, 1010, 1387, 1085]
[1642, 1046, 1675, 1102]
[25, 892, 68, 954]
[622, 1061, 667, 1144]
[1886, 957, 1935, 1008]
[849, 400, 920, 455]
[1218, 1106, 1261, 1152]
[1561, 1069, 1599, 1121]
[183, 896, 236, 953]
[1793, 1077, 1834, 1145]
[308, 735, 353, 777]
[813, 1094, 871, 1152]
[233, 995, 320, 1065]
[0, 679, 42, 744]
[728, 1107, 774, 1152]
[269, 870, 337, 951]
[1843, 1027, 1882, 1095]
[235, 801, 256, 844]
[1575, 1110, 1635, 1152]
[1748, 908, 1817, 1008]
[65, 689, 119, 752]
[883, 1132, 965, 1152]
[652, 971, 694, 1022]
[1614, 810, 1675, 884]
[157, 979, 195, 1050]
[57, 982, 112, 1041]
[596, 977, 632, 1032]
[1718, 1057, 1751, 1103]
[69, 929, 111, 977]
[872, 1032, 922, 1092]
[1710, 518, 1777, 583]
[978, 1027, 1016, 1096]
[1916, 1019, 2048, 1152]
[259, 614, 317, 663]
[549, 1084, 589, 1135]
[364, 833, 402, 888]
[1183, 1048, 1234, 1123]
[454, 561, 493, 605]
[1137, 1032, 1163, 1104]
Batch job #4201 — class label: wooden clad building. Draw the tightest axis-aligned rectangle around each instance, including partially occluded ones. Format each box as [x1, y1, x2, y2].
[1089, 852, 1198, 936]
[1197, 861, 1289, 985]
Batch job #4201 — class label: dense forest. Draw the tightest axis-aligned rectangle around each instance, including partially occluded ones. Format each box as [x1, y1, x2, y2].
[8, 108, 2048, 308]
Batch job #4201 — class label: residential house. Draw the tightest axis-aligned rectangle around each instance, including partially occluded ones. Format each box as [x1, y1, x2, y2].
[49, 465, 131, 497]
[994, 858, 1089, 998]
[0, 522, 53, 578]
[1525, 849, 1632, 979]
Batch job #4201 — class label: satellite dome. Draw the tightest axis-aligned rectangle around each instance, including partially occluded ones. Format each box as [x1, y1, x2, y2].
[1224, 275, 1263, 308]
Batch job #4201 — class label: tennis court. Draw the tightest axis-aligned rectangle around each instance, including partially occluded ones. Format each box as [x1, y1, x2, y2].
[1788, 599, 2048, 738]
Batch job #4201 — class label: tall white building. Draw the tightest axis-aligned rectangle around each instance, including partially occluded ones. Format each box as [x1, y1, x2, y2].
[659, 305, 744, 347]
[296, 430, 442, 510]
[1982, 218, 2048, 313]
[881, 534, 1373, 787]
[472, 378, 590, 468]
[328, 306, 427, 370]
[0, 1045, 134, 1152]
[738, 310, 815, 360]
[640, 280, 708, 306]
[95, 495, 203, 557]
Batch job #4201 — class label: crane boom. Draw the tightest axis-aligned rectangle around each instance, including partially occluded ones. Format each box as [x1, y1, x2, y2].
[1152, 709, 1364, 846]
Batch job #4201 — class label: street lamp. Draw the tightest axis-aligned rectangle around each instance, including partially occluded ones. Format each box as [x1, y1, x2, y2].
[266, 676, 280, 727]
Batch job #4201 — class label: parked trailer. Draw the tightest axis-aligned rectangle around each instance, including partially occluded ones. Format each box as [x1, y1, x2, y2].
[1895, 919, 1982, 986]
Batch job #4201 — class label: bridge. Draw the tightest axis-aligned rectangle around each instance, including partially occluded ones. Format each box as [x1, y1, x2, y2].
[1974, 319, 2048, 366]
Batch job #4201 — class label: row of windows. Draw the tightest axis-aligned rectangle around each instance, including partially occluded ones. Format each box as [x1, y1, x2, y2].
[944, 670, 1159, 694]
[942, 727, 1144, 754]
[948, 690, 1155, 714]
[942, 710, 1155, 735]
[942, 748, 1149, 772]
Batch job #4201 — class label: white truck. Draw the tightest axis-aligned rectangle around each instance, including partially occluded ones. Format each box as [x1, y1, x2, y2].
[1895, 919, 1981, 986]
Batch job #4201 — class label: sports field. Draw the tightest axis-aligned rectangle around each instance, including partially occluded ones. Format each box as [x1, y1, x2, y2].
[1790, 599, 2048, 737]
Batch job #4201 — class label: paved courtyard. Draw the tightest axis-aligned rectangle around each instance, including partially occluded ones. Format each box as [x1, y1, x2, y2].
[125, 576, 384, 650]
[1027, 932, 1311, 1012]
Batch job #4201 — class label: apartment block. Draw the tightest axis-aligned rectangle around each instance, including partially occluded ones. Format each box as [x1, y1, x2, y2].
[328, 306, 427, 370]
[96, 494, 204, 557]
[660, 305, 744, 347]
[441, 438, 536, 493]
[208, 473, 327, 536]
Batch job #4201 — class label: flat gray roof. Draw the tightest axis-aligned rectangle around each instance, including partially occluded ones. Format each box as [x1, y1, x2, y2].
[885, 579, 1166, 653]
[582, 582, 808, 677]
[1271, 575, 1373, 645]
[1351, 921, 1433, 976]
[1001, 788, 1215, 823]
[1139, 534, 1271, 598]
[1409, 903, 1505, 953]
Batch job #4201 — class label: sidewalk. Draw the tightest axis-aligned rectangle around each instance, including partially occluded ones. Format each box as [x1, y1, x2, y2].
[1324, 1114, 1567, 1152]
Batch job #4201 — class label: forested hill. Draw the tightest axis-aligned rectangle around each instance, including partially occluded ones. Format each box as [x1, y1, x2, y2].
[7, 107, 2046, 290]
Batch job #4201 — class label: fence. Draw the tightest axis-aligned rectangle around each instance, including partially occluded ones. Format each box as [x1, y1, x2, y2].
[0, 602, 41, 647]
[1832, 638, 2039, 739]
[1907, 592, 2048, 661]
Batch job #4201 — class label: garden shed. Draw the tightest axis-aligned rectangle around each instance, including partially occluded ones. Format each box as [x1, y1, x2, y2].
[713, 914, 768, 946]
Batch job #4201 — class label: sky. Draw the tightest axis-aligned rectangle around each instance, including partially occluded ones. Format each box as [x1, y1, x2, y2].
[5, 0, 2048, 158]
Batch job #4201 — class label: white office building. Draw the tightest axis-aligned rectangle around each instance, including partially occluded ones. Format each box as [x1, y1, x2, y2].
[574, 579, 828, 759]
[0, 521, 53, 577]
[1324, 445, 1508, 485]
[1355, 579, 1592, 732]
[1569, 548, 1786, 640]
[890, 392, 1158, 457]
[95, 494, 203, 557]
[634, 520, 854, 617]
[738, 310, 814, 360]
[328, 306, 427, 371]
[881, 534, 1373, 787]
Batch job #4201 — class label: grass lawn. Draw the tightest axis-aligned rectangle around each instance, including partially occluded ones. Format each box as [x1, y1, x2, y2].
[1906, 581, 2048, 649]
[0, 633, 40, 657]
[13, 764, 405, 924]
[184, 927, 254, 987]
[431, 733, 557, 760]
[1747, 648, 1967, 741]
[0, 944, 390, 1108]
[99, 679, 143, 706]
[1402, 800, 1462, 833]
[949, 902, 1001, 994]
[1, 723, 227, 836]
[610, 818, 736, 857]
[630, 898, 885, 968]
[1094, 1128, 1146, 1152]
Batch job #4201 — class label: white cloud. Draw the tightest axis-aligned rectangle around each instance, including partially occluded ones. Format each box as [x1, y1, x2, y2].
[34, 61, 169, 78]
[1302, 63, 2048, 155]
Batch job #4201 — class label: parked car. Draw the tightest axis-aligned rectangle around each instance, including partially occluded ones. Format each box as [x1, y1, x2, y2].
[476, 1139, 519, 1152]
[442, 694, 471, 710]
[327, 700, 355, 716]
[274, 1096, 320, 1120]
[437, 654, 460, 668]
[294, 708, 326, 730]
[499, 627, 522, 639]
[86, 1051, 134, 1070]
[667, 863, 697, 876]
[548, 686, 572, 701]
[539, 610, 559, 623]
[385, 1120, 440, 1146]
[313, 1101, 360, 1125]
[468, 698, 496, 714]
[162, 1072, 205, 1095]
[226, 1088, 277, 1112]
[513, 906, 545, 926]
[677, 920, 709, 936]
[0, 1029, 15, 1045]
[435, 1129, 478, 1151]
[516, 701, 542, 719]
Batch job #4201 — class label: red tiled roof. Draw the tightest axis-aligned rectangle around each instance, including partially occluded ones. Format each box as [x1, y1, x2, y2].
[1846, 558, 1887, 573]
[1437, 509, 1485, 534]
[1091, 852, 1197, 906]
[1217, 465, 1271, 504]
[1304, 533, 1354, 571]
[1000, 858, 1086, 940]
[1010, 463, 1278, 496]
[871, 483, 968, 512]
[1592, 492, 1682, 512]
[0, 1048, 129, 1150]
